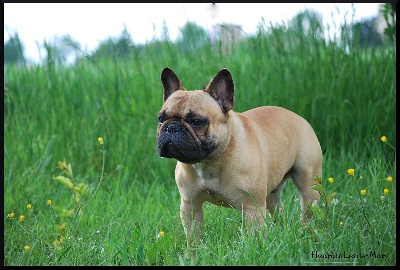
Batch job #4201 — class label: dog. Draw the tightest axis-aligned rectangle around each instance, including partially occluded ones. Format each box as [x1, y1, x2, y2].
[156, 67, 322, 247]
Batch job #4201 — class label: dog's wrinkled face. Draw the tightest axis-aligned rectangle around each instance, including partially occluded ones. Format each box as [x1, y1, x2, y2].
[157, 90, 214, 163]
[156, 68, 234, 164]
[157, 90, 223, 164]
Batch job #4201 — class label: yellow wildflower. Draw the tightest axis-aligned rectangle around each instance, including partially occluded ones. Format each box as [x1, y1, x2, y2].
[384, 188, 389, 195]
[347, 168, 355, 176]
[159, 231, 165, 237]
[24, 245, 31, 251]
[339, 221, 343, 226]
[386, 176, 393, 183]
[98, 137, 104, 145]
[328, 177, 334, 183]
[20, 215, 25, 221]
[8, 212, 15, 219]
[47, 200, 52, 206]
[27, 204, 32, 211]
[360, 189, 367, 195]
[380, 136, 387, 142]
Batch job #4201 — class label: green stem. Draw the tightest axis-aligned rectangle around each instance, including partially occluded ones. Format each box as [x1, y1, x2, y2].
[92, 144, 106, 199]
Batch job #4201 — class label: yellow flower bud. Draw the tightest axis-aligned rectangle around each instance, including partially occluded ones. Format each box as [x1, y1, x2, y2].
[98, 137, 104, 145]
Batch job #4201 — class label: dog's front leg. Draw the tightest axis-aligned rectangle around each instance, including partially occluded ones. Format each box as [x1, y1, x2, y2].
[242, 203, 267, 235]
[180, 198, 204, 248]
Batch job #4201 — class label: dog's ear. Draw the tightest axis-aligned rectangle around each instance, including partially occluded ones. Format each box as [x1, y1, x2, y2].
[205, 68, 234, 113]
[161, 67, 185, 102]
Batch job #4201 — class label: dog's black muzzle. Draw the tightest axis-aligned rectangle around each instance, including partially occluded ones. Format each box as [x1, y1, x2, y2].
[157, 120, 213, 164]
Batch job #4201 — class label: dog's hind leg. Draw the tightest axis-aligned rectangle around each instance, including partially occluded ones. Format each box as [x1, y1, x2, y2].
[291, 166, 321, 220]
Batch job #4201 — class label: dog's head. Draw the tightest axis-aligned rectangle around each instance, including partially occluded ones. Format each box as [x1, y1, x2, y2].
[156, 67, 235, 164]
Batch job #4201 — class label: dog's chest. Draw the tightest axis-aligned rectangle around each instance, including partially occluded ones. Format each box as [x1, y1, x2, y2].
[193, 163, 219, 187]
[192, 164, 232, 207]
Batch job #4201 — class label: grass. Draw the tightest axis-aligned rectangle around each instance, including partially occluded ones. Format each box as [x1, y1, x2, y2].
[3, 16, 396, 265]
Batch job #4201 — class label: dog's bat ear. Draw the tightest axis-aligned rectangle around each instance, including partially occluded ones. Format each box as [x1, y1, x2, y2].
[161, 67, 185, 102]
[205, 68, 234, 113]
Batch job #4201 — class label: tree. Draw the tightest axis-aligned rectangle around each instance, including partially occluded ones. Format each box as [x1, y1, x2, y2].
[4, 32, 26, 67]
[89, 25, 133, 61]
[43, 34, 82, 65]
[176, 22, 210, 53]
[258, 9, 326, 58]
[379, 3, 396, 43]
[340, 17, 383, 50]
[287, 9, 324, 43]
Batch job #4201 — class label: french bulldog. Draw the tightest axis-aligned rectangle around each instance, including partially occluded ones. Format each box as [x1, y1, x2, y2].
[156, 67, 322, 247]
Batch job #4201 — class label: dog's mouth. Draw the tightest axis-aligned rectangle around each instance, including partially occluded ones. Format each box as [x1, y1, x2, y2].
[162, 142, 202, 163]
[157, 122, 214, 164]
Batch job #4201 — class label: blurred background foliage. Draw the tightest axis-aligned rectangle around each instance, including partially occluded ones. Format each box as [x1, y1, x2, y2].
[4, 4, 396, 68]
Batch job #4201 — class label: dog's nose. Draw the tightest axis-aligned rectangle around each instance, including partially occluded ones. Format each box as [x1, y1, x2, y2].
[166, 122, 182, 133]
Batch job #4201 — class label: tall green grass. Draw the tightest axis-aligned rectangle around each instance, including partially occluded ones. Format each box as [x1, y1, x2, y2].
[3, 18, 396, 265]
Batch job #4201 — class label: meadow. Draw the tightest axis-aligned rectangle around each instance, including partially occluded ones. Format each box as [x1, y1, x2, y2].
[3, 17, 396, 265]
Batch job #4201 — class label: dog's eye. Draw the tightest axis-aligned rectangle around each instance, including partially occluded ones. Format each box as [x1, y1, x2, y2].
[191, 119, 204, 127]
[158, 116, 165, 123]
